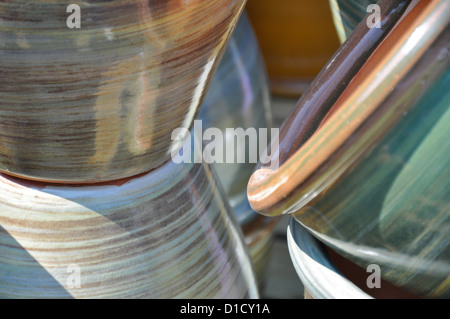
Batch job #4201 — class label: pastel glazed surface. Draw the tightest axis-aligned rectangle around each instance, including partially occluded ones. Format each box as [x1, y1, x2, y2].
[0, 147, 259, 298]
[0, 0, 246, 183]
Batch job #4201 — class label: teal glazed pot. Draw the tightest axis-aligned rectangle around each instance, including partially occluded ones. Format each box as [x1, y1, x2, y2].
[199, 11, 277, 289]
[295, 66, 450, 298]
[0, 0, 246, 183]
[248, 0, 450, 298]
[0, 138, 259, 298]
[296, 17, 450, 298]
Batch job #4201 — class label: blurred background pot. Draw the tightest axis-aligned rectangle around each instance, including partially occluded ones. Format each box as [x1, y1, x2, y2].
[245, 0, 341, 97]
[249, 0, 450, 298]
[0, 0, 245, 183]
[199, 11, 279, 290]
[0, 137, 259, 298]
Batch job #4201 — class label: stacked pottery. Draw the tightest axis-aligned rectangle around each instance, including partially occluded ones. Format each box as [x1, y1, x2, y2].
[0, 0, 259, 298]
[248, 0, 450, 298]
[199, 11, 279, 290]
[0, 146, 259, 298]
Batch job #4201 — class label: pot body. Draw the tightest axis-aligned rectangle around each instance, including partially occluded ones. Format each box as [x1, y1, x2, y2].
[0, 140, 258, 298]
[295, 66, 450, 298]
[249, 0, 450, 298]
[292, 1, 450, 298]
[0, 0, 246, 183]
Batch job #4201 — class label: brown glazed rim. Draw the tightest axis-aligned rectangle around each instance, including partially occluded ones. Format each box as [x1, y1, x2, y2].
[247, 0, 448, 216]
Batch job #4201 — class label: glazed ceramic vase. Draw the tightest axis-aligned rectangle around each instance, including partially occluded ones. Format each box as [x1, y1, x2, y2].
[246, 0, 341, 96]
[248, 0, 450, 298]
[0, 0, 246, 183]
[0, 138, 259, 298]
[199, 11, 278, 289]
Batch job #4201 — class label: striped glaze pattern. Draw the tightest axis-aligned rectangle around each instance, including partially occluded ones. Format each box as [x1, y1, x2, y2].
[295, 62, 450, 298]
[247, 0, 446, 216]
[0, 0, 246, 183]
[293, 1, 450, 298]
[0, 150, 259, 298]
[248, 0, 449, 298]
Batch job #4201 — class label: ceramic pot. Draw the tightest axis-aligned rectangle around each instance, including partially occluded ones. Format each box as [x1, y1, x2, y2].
[0, 138, 259, 298]
[246, 0, 341, 96]
[249, 0, 450, 298]
[0, 0, 246, 183]
[248, 0, 413, 215]
[199, 11, 278, 289]
[287, 218, 420, 299]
